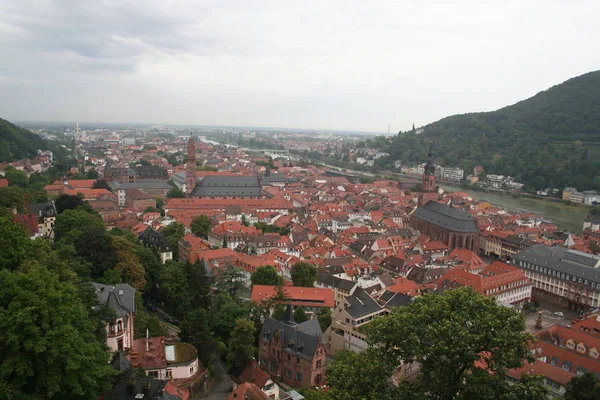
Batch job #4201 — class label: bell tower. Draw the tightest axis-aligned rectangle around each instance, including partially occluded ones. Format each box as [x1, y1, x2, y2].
[418, 145, 438, 206]
[186, 136, 197, 196]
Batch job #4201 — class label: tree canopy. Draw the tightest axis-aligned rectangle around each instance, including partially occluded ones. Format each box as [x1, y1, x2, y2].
[226, 318, 256, 372]
[190, 214, 212, 238]
[326, 287, 544, 400]
[0, 264, 116, 399]
[166, 187, 185, 198]
[565, 373, 600, 400]
[385, 71, 600, 191]
[291, 262, 317, 287]
[251, 265, 283, 287]
[0, 118, 46, 162]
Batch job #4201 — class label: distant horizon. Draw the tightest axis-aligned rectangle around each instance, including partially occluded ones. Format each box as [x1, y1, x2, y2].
[2, 2, 599, 131]
[11, 69, 598, 136]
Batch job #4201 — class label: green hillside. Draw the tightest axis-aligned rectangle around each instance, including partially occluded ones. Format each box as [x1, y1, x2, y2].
[388, 70, 600, 191]
[0, 118, 46, 162]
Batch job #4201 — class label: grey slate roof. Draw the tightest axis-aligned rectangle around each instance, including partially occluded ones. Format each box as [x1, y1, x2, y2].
[382, 292, 414, 308]
[29, 201, 57, 218]
[139, 226, 171, 251]
[511, 244, 600, 288]
[92, 282, 136, 317]
[412, 201, 478, 233]
[317, 273, 356, 292]
[344, 287, 383, 318]
[135, 166, 168, 179]
[191, 175, 261, 197]
[261, 318, 324, 360]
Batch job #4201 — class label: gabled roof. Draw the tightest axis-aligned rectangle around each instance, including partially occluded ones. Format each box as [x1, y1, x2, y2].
[261, 318, 324, 360]
[92, 282, 136, 317]
[344, 287, 383, 318]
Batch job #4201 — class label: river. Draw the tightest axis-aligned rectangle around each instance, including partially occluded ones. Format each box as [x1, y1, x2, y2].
[437, 184, 586, 234]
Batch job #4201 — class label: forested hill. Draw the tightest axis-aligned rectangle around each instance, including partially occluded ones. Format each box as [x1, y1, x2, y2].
[388, 70, 600, 191]
[0, 118, 46, 162]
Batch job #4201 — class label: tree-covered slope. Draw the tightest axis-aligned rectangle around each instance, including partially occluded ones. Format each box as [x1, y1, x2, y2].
[389, 70, 600, 191]
[0, 118, 46, 162]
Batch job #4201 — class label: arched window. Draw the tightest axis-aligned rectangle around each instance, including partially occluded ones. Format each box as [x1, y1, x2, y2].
[562, 362, 572, 372]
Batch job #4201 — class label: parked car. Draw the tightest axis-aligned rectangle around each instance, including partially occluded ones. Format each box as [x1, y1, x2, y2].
[146, 304, 157, 312]
[554, 312, 564, 317]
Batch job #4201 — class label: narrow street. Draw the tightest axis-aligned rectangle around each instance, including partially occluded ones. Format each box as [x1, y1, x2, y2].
[201, 360, 232, 400]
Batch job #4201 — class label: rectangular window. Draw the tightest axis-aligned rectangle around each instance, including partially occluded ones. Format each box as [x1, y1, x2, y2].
[296, 372, 302, 382]
[297, 357, 300, 365]
[286, 369, 292, 378]
[317, 360, 322, 368]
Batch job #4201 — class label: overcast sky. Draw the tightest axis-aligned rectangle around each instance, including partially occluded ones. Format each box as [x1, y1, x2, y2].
[0, 1, 598, 133]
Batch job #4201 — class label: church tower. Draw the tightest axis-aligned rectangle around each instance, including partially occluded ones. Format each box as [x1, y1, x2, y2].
[418, 146, 438, 206]
[186, 137, 197, 196]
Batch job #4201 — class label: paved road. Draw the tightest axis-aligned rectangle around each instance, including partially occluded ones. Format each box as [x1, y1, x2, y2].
[524, 300, 581, 333]
[202, 360, 232, 400]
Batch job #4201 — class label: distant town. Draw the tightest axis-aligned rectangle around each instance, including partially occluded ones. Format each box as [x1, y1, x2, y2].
[1, 121, 599, 400]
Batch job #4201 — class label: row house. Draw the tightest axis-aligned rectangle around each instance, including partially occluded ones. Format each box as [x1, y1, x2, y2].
[511, 244, 600, 311]
[250, 234, 292, 255]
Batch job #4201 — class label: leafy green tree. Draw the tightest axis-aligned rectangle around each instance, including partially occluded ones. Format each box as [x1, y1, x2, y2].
[210, 293, 248, 342]
[327, 349, 393, 400]
[161, 222, 185, 260]
[185, 261, 212, 310]
[215, 264, 246, 297]
[86, 168, 99, 179]
[0, 264, 117, 399]
[160, 261, 193, 318]
[316, 308, 332, 331]
[4, 166, 29, 188]
[166, 187, 185, 198]
[74, 228, 117, 278]
[0, 186, 27, 211]
[55, 194, 84, 214]
[190, 215, 212, 238]
[293, 306, 309, 323]
[226, 318, 256, 372]
[251, 265, 283, 287]
[112, 236, 147, 290]
[291, 262, 317, 287]
[0, 216, 30, 271]
[53, 208, 104, 244]
[134, 311, 166, 339]
[180, 308, 218, 365]
[327, 287, 543, 400]
[565, 373, 600, 400]
[136, 247, 164, 300]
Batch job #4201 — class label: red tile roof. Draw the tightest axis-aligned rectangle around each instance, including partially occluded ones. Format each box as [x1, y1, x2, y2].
[508, 360, 574, 386]
[164, 381, 190, 400]
[251, 285, 335, 308]
[226, 382, 269, 400]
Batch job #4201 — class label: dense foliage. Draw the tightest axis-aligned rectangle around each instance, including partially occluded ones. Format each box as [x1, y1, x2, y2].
[290, 261, 317, 287]
[0, 118, 46, 162]
[326, 287, 546, 400]
[387, 71, 600, 191]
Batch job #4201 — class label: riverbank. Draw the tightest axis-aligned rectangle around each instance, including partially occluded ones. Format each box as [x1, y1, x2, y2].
[437, 183, 586, 234]
[437, 182, 591, 214]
